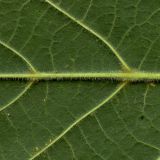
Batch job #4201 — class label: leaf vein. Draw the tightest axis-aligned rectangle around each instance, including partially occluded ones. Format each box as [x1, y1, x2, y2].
[0, 40, 37, 72]
[0, 82, 33, 113]
[29, 82, 126, 159]
[44, 0, 131, 71]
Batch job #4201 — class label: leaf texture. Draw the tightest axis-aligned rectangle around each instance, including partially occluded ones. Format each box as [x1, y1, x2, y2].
[0, 0, 160, 160]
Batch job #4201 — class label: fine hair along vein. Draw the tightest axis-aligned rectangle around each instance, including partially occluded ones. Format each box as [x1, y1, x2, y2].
[0, 72, 160, 81]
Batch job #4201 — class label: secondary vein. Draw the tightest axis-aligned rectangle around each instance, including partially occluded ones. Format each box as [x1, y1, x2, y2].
[0, 40, 37, 73]
[0, 82, 33, 112]
[45, 0, 131, 71]
[29, 82, 126, 160]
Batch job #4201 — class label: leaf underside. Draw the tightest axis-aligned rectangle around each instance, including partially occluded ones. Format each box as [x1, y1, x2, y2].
[0, 0, 160, 160]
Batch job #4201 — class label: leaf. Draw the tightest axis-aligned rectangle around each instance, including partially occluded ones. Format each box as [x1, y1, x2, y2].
[0, 0, 160, 160]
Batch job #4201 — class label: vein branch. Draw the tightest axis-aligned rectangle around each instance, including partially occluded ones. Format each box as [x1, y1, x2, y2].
[0, 40, 37, 73]
[0, 82, 33, 112]
[29, 82, 126, 160]
[44, 0, 131, 71]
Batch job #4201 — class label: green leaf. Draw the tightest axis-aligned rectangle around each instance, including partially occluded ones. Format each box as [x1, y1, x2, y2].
[0, 0, 160, 160]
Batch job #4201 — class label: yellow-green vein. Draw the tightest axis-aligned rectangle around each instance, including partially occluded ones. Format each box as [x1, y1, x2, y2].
[0, 40, 37, 73]
[1, 72, 160, 81]
[0, 82, 33, 112]
[45, 0, 131, 71]
[29, 82, 126, 160]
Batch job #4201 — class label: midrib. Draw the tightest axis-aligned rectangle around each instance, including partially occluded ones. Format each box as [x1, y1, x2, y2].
[1, 71, 160, 81]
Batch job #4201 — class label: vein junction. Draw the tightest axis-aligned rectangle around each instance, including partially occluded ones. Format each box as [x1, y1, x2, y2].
[1, 71, 160, 81]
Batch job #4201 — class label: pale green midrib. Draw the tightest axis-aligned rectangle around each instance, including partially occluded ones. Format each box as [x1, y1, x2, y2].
[29, 82, 126, 160]
[45, 0, 131, 71]
[1, 72, 160, 81]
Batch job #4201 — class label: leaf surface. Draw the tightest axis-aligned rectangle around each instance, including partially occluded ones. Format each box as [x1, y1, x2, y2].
[0, 0, 160, 160]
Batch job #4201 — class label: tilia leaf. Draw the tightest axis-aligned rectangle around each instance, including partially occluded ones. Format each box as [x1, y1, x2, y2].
[0, 0, 160, 160]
